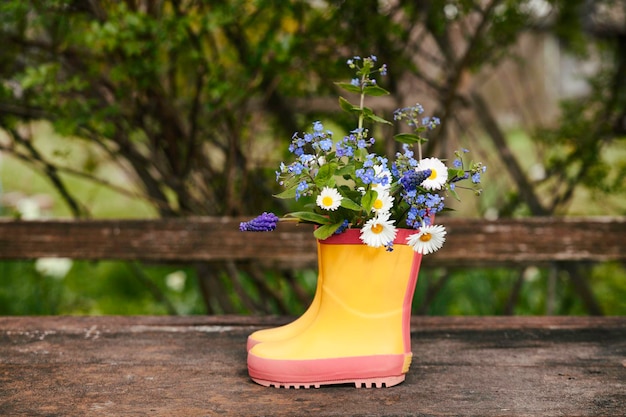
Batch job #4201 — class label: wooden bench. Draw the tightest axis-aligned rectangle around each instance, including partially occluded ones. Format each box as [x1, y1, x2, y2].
[1, 216, 625, 416]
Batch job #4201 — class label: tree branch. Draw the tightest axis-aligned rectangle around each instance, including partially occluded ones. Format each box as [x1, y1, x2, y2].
[3, 125, 88, 218]
[471, 91, 549, 215]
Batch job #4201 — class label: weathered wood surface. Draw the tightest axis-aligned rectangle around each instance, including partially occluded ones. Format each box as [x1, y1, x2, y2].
[1, 316, 624, 416]
[1, 216, 624, 267]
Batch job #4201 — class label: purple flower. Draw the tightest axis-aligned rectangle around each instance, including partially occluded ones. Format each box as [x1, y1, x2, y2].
[426, 117, 441, 129]
[401, 169, 432, 191]
[289, 162, 304, 175]
[356, 168, 375, 184]
[299, 154, 315, 165]
[334, 220, 349, 235]
[336, 141, 354, 157]
[319, 138, 333, 152]
[240, 212, 279, 232]
[295, 181, 309, 200]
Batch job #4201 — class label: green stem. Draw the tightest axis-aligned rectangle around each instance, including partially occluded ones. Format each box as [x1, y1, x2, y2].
[358, 96, 365, 131]
[357, 76, 366, 132]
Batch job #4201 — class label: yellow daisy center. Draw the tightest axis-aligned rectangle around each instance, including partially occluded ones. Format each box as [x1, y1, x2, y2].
[371, 223, 384, 234]
[420, 232, 432, 242]
[428, 169, 437, 180]
[322, 196, 334, 207]
[373, 199, 383, 210]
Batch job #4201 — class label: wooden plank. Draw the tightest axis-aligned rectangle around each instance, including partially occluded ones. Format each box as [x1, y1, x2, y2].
[430, 216, 626, 266]
[0, 216, 317, 267]
[0, 217, 624, 266]
[0, 316, 624, 416]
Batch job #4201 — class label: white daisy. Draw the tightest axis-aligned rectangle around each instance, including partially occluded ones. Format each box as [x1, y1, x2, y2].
[371, 189, 394, 214]
[416, 157, 448, 190]
[360, 212, 397, 248]
[316, 187, 343, 211]
[406, 224, 447, 254]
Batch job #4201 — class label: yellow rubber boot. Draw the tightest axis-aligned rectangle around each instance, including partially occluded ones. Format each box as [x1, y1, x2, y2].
[246, 241, 324, 351]
[248, 229, 422, 388]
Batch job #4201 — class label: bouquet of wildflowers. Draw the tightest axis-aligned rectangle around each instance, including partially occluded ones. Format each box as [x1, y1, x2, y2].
[241, 55, 485, 254]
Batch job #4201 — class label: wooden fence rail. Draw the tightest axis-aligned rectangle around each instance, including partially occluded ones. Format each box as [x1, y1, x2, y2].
[0, 216, 624, 267]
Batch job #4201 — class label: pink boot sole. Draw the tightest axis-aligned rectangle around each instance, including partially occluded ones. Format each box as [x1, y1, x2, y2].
[251, 374, 405, 389]
[248, 353, 409, 389]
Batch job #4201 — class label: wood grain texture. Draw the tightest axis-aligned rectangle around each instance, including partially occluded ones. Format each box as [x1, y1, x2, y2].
[1, 216, 624, 267]
[0, 316, 624, 417]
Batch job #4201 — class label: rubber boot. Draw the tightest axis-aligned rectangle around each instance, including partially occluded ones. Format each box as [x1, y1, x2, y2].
[248, 228, 422, 388]
[246, 241, 324, 351]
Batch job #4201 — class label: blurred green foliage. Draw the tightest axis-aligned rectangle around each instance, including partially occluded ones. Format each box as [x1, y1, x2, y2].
[414, 265, 626, 316]
[1, 260, 624, 315]
[0, 260, 203, 315]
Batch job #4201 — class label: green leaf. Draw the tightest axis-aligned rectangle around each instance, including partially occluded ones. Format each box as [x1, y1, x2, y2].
[314, 162, 337, 187]
[449, 187, 461, 201]
[394, 133, 425, 144]
[340, 197, 362, 211]
[360, 189, 377, 212]
[285, 212, 331, 225]
[335, 82, 362, 94]
[448, 168, 465, 181]
[314, 222, 344, 240]
[365, 112, 392, 125]
[335, 165, 354, 176]
[272, 174, 304, 199]
[361, 106, 391, 125]
[273, 186, 297, 199]
[338, 96, 360, 113]
[363, 85, 390, 96]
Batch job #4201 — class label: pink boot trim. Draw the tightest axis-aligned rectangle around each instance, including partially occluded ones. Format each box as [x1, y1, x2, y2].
[251, 374, 405, 389]
[247, 353, 408, 389]
[246, 337, 261, 351]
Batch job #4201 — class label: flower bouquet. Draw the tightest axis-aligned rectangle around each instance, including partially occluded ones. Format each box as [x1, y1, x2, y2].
[243, 55, 486, 389]
[241, 55, 486, 254]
